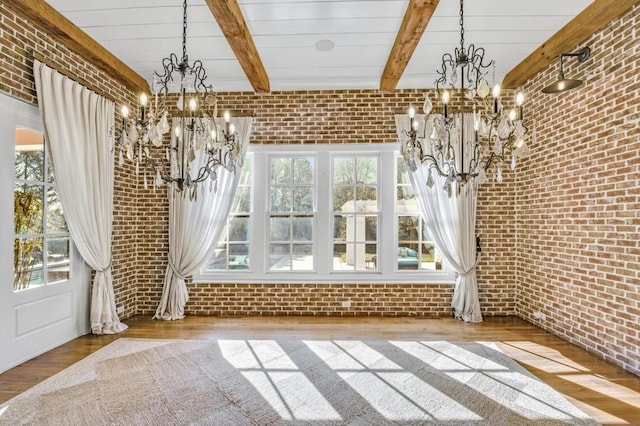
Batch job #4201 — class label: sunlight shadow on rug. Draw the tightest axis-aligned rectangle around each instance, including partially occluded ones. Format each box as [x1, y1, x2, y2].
[0, 338, 598, 425]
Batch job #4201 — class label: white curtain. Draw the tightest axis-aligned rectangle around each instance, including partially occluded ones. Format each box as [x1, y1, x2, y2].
[33, 60, 127, 334]
[154, 117, 252, 320]
[395, 114, 482, 322]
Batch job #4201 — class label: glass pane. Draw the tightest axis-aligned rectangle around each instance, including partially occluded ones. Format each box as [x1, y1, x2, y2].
[333, 158, 354, 184]
[228, 216, 249, 241]
[292, 244, 313, 271]
[397, 184, 415, 202]
[14, 237, 44, 291]
[333, 215, 347, 240]
[355, 186, 377, 210]
[353, 243, 368, 270]
[14, 184, 43, 234]
[365, 216, 377, 241]
[356, 158, 377, 184]
[208, 244, 228, 270]
[270, 216, 290, 241]
[47, 237, 70, 283]
[229, 244, 250, 269]
[15, 128, 44, 182]
[47, 186, 67, 233]
[398, 245, 420, 270]
[365, 243, 377, 270]
[270, 187, 292, 212]
[421, 242, 440, 270]
[270, 158, 291, 184]
[397, 158, 411, 185]
[293, 157, 314, 184]
[398, 216, 419, 241]
[292, 216, 313, 241]
[269, 244, 290, 269]
[332, 243, 351, 271]
[231, 186, 251, 213]
[293, 187, 314, 212]
[333, 186, 354, 212]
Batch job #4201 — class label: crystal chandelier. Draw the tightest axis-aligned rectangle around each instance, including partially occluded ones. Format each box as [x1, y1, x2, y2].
[401, 0, 529, 195]
[117, 0, 242, 196]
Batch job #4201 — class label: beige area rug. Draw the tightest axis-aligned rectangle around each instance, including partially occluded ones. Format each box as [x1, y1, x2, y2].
[0, 338, 598, 425]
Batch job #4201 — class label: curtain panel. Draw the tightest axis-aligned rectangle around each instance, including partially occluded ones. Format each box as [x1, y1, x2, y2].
[33, 60, 127, 334]
[155, 117, 252, 320]
[395, 114, 482, 322]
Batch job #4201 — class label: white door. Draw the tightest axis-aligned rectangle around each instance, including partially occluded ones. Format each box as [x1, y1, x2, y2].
[0, 92, 90, 373]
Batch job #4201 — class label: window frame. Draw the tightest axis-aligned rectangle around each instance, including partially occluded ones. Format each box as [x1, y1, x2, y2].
[195, 143, 454, 284]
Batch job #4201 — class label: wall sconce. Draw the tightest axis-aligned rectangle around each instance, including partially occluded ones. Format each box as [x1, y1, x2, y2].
[542, 46, 591, 93]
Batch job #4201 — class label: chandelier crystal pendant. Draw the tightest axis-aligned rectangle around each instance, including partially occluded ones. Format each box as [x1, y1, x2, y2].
[401, 0, 529, 195]
[116, 0, 242, 198]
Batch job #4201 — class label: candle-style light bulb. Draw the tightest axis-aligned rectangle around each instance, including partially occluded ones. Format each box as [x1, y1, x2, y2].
[492, 84, 500, 114]
[121, 105, 129, 127]
[140, 93, 148, 106]
[223, 111, 231, 122]
[442, 90, 450, 118]
[229, 123, 236, 134]
[516, 92, 525, 120]
[408, 106, 415, 118]
[189, 98, 197, 112]
[508, 109, 517, 121]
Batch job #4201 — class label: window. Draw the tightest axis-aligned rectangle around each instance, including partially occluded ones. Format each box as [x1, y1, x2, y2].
[269, 156, 315, 271]
[14, 128, 70, 291]
[197, 144, 451, 283]
[208, 158, 252, 271]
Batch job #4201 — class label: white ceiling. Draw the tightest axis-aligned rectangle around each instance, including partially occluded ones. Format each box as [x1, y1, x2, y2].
[46, 0, 593, 92]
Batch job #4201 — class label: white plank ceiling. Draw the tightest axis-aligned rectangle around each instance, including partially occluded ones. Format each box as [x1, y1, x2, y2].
[45, 0, 593, 92]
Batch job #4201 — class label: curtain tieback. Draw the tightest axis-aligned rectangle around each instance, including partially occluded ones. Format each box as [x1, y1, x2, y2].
[167, 255, 187, 281]
[459, 253, 481, 278]
[96, 259, 112, 273]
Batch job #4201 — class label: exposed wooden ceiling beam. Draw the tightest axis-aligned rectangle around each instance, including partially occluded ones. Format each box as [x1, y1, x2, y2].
[3, 0, 149, 94]
[205, 0, 270, 93]
[503, 0, 639, 89]
[380, 0, 439, 92]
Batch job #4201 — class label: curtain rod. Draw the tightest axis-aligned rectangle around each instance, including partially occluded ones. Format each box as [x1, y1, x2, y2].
[32, 51, 116, 103]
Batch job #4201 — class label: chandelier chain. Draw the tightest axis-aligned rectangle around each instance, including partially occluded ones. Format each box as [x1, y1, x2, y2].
[459, 0, 464, 53]
[182, 0, 188, 62]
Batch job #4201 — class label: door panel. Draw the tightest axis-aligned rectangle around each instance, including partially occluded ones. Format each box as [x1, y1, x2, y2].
[0, 92, 90, 373]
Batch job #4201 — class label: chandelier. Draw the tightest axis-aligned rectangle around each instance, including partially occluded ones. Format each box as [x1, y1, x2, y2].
[116, 0, 242, 197]
[401, 0, 529, 195]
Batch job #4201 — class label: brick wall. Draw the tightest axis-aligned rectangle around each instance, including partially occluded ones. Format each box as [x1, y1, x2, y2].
[516, 4, 640, 375]
[135, 90, 518, 317]
[0, 4, 139, 319]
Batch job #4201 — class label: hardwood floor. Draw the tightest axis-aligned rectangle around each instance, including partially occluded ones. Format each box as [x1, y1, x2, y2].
[1, 315, 639, 425]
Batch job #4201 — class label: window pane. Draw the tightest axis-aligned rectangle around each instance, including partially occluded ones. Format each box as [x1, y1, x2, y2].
[14, 128, 44, 182]
[293, 187, 313, 212]
[269, 244, 290, 269]
[398, 216, 419, 241]
[14, 184, 43, 234]
[14, 237, 44, 291]
[232, 186, 251, 213]
[229, 244, 249, 270]
[47, 186, 67, 233]
[355, 186, 377, 210]
[356, 158, 377, 184]
[292, 244, 313, 271]
[332, 243, 351, 270]
[47, 237, 70, 283]
[293, 157, 314, 184]
[270, 187, 292, 212]
[333, 158, 354, 184]
[333, 215, 347, 240]
[292, 216, 313, 241]
[270, 158, 291, 184]
[364, 216, 377, 240]
[333, 186, 354, 212]
[229, 216, 249, 241]
[270, 216, 291, 241]
[208, 245, 228, 270]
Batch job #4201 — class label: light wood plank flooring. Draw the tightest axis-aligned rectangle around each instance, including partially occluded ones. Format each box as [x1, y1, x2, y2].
[1, 315, 639, 425]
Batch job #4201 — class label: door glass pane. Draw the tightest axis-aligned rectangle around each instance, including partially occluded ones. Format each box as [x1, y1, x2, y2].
[14, 237, 44, 290]
[47, 186, 67, 233]
[47, 237, 70, 283]
[14, 184, 43, 234]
